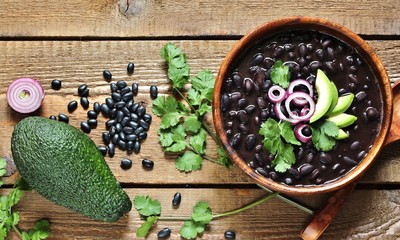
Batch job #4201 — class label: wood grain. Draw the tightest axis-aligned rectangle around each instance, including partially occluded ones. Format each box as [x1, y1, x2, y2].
[1, 40, 400, 185]
[0, 0, 399, 37]
[4, 188, 398, 239]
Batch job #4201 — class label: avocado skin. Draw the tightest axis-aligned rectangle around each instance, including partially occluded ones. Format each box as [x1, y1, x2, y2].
[11, 116, 132, 222]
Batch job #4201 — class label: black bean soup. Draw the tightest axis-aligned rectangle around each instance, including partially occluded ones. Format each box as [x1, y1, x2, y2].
[220, 30, 383, 186]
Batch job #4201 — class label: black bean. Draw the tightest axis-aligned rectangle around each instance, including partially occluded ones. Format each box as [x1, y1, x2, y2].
[100, 104, 110, 117]
[321, 38, 332, 49]
[98, 146, 107, 156]
[284, 178, 294, 185]
[356, 91, 367, 102]
[260, 109, 270, 120]
[137, 105, 146, 116]
[115, 111, 124, 122]
[257, 97, 268, 109]
[306, 153, 314, 163]
[67, 100, 78, 113]
[143, 114, 152, 123]
[49, 115, 57, 120]
[110, 82, 118, 92]
[150, 85, 158, 99]
[332, 163, 341, 171]
[256, 167, 269, 177]
[319, 152, 332, 165]
[87, 110, 97, 119]
[112, 92, 122, 102]
[117, 140, 126, 150]
[120, 158, 132, 170]
[81, 121, 91, 133]
[269, 171, 279, 181]
[106, 119, 116, 129]
[288, 168, 301, 179]
[237, 110, 248, 124]
[87, 119, 98, 128]
[299, 43, 307, 56]
[316, 49, 324, 59]
[224, 230, 236, 239]
[132, 83, 139, 95]
[245, 134, 256, 151]
[80, 89, 89, 97]
[78, 84, 88, 95]
[310, 169, 320, 180]
[172, 192, 181, 206]
[126, 134, 137, 141]
[80, 97, 89, 109]
[116, 80, 127, 89]
[297, 147, 306, 160]
[108, 143, 115, 157]
[51, 79, 62, 90]
[230, 133, 242, 148]
[115, 101, 126, 109]
[108, 126, 116, 137]
[134, 127, 144, 135]
[254, 153, 264, 165]
[58, 114, 69, 123]
[251, 53, 264, 66]
[120, 86, 131, 96]
[343, 156, 357, 166]
[138, 132, 147, 140]
[299, 163, 314, 175]
[157, 227, 172, 239]
[121, 117, 130, 126]
[245, 105, 256, 115]
[127, 62, 135, 74]
[122, 92, 134, 102]
[139, 119, 150, 130]
[365, 107, 379, 120]
[119, 132, 126, 141]
[115, 123, 123, 133]
[142, 159, 154, 169]
[232, 72, 243, 88]
[103, 70, 112, 81]
[133, 141, 141, 152]
[128, 120, 138, 129]
[105, 98, 113, 108]
[221, 94, 230, 111]
[325, 61, 336, 73]
[358, 150, 367, 159]
[111, 133, 119, 144]
[93, 102, 101, 113]
[130, 102, 140, 113]
[350, 141, 360, 150]
[272, 46, 283, 57]
[102, 132, 111, 145]
[229, 92, 242, 102]
[126, 141, 134, 152]
[309, 61, 321, 71]
[121, 107, 131, 116]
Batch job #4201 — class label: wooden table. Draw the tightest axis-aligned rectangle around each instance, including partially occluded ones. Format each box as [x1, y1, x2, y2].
[0, 1, 399, 239]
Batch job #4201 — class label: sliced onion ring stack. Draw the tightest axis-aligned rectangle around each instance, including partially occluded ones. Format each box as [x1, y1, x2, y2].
[7, 78, 45, 114]
[268, 85, 287, 103]
[288, 79, 314, 106]
[285, 92, 315, 122]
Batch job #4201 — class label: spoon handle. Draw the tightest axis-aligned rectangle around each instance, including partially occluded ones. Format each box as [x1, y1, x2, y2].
[299, 181, 357, 240]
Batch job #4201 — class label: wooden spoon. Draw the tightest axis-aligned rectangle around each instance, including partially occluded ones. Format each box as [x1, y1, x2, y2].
[300, 81, 400, 240]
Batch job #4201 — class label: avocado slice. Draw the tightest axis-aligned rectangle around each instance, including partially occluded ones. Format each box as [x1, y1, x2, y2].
[326, 93, 355, 117]
[335, 129, 349, 140]
[11, 117, 132, 222]
[326, 113, 357, 128]
[309, 70, 337, 123]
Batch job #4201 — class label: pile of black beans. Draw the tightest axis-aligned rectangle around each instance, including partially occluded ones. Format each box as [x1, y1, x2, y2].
[220, 29, 383, 186]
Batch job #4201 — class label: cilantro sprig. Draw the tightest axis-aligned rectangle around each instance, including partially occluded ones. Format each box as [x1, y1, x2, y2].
[311, 120, 339, 151]
[259, 119, 301, 173]
[270, 60, 290, 88]
[133, 193, 278, 239]
[154, 43, 231, 172]
[0, 157, 50, 240]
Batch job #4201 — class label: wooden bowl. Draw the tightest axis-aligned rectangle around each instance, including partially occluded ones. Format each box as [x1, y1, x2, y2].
[212, 17, 394, 195]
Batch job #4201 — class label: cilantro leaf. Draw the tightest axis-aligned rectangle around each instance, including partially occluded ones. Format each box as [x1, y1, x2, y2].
[191, 70, 215, 102]
[197, 102, 212, 116]
[134, 195, 161, 217]
[164, 125, 187, 153]
[184, 115, 202, 134]
[187, 89, 201, 106]
[272, 143, 296, 173]
[152, 96, 179, 116]
[160, 112, 183, 129]
[180, 220, 205, 240]
[136, 216, 158, 238]
[168, 65, 190, 89]
[191, 202, 213, 224]
[217, 146, 232, 168]
[0, 159, 7, 178]
[28, 219, 50, 240]
[189, 128, 207, 154]
[160, 43, 190, 90]
[279, 121, 301, 146]
[176, 151, 203, 172]
[271, 60, 290, 88]
[312, 121, 339, 151]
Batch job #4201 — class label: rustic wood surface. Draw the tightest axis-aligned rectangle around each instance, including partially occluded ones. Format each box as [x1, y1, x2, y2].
[0, 0, 399, 239]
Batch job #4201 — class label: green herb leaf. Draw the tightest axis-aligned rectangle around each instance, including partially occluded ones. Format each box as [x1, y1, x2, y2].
[271, 60, 290, 88]
[189, 128, 207, 154]
[191, 202, 213, 224]
[136, 216, 158, 238]
[168, 65, 190, 89]
[184, 115, 202, 134]
[28, 219, 50, 240]
[312, 121, 339, 151]
[176, 151, 203, 172]
[217, 146, 232, 168]
[152, 96, 179, 116]
[160, 43, 190, 90]
[134, 195, 161, 217]
[259, 119, 298, 172]
[191, 70, 215, 103]
[8, 189, 22, 207]
[180, 220, 205, 240]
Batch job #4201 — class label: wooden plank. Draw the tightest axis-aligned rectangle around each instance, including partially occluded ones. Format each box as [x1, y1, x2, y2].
[5, 188, 399, 239]
[1, 40, 400, 185]
[0, 0, 399, 37]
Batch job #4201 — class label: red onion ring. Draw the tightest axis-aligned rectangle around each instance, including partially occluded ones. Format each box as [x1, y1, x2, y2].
[288, 79, 314, 106]
[7, 78, 45, 114]
[285, 92, 315, 121]
[294, 124, 312, 143]
[268, 85, 286, 103]
[273, 101, 301, 125]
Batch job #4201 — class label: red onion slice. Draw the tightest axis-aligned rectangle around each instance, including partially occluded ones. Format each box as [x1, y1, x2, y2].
[285, 92, 315, 121]
[268, 85, 286, 103]
[288, 79, 314, 106]
[7, 78, 45, 114]
[273, 101, 301, 125]
[294, 124, 312, 143]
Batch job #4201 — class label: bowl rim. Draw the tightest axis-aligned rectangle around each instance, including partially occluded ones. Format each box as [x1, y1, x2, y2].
[212, 16, 392, 195]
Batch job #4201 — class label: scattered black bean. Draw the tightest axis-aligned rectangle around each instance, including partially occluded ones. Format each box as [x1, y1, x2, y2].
[102, 132, 111, 145]
[87, 110, 98, 119]
[112, 92, 122, 102]
[138, 132, 147, 140]
[120, 158, 132, 170]
[132, 83, 139, 95]
[49, 115, 57, 120]
[51, 80, 62, 90]
[117, 140, 126, 150]
[299, 163, 314, 176]
[93, 102, 101, 113]
[108, 143, 115, 157]
[98, 146, 107, 156]
[106, 98, 114, 108]
[122, 92, 134, 102]
[67, 100, 78, 113]
[143, 114, 152, 123]
[87, 119, 98, 128]
[78, 84, 88, 96]
[80, 97, 89, 109]
[365, 107, 379, 120]
[142, 159, 154, 169]
[133, 141, 141, 152]
[80, 121, 91, 133]
[172, 192, 181, 206]
[103, 70, 112, 81]
[127, 62, 135, 75]
[343, 156, 357, 166]
[150, 85, 158, 99]
[224, 230, 236, 239]
[157, 228, 171, 239]
[58, 114, 69, 123]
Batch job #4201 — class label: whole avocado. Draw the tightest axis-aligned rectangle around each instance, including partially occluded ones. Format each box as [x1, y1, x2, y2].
[11, 116, 132, 222]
